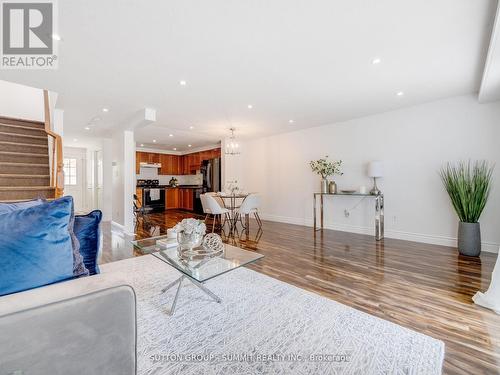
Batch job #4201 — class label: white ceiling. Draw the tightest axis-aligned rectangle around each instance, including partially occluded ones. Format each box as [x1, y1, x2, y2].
[0, 0, 497, 151]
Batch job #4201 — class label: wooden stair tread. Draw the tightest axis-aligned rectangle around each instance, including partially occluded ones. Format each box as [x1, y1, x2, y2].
[0, 151, 49, 157]
[0, 131, 46, 139]
[0, 122, 45, 132]
[0, 186, 55, 191]
[0, 116, 44, 125]
[0, 174, 50, 178]
[0, 162, 49, 167]
[0, 140, 48, 148]
[0, 198, 54, 203]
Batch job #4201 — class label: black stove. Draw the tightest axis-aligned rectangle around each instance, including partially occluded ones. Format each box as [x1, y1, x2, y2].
[137, 179, 160, 187]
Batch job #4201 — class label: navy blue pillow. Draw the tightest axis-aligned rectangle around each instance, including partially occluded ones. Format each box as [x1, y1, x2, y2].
[0, 196, 76, 296]
[0, 197, 89, 278]
[74, 210, 103, 275]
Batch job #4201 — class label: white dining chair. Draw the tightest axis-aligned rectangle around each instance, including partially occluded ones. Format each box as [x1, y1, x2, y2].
[204, 194, 230, 232]
[200, 193, 212, 221]
[236, 193, 262, 230]
[205, 192, 225, 208]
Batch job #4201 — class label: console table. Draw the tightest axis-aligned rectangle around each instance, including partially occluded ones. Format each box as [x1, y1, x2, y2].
[313, 192, 384, 240]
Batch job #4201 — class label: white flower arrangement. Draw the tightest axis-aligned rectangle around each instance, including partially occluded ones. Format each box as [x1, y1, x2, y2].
[310, 156, 343, 179]
[226, 180, 240, 194]
[174, 218, 206, 236]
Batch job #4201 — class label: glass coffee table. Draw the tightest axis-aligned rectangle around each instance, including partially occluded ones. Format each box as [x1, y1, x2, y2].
[131, 235, 264, 315]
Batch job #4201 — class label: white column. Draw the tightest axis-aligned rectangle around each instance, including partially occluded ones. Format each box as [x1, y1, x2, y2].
[111, 130, 136, 233]
[123, 130, 136, 233]
[101, 138, 113, 221]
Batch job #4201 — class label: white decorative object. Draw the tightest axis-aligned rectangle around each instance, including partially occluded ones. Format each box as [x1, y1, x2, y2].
[166, 228, 177, 239]
[202, 233, 224, 252]
[473, 251, 500, 314]
[100, 256, 445, 375]
[309, 156, 343, 193]
[174, 219, 206, 252]
[368, 160, 384, 195]
[359, 185, 367, 194]
[156, 238, 178, 249]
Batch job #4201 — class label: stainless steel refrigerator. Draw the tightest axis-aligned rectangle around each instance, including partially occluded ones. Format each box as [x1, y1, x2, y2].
[201, 158, 221, 192]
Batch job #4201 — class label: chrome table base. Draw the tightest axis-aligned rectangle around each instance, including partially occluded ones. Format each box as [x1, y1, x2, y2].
[313, 192, 384, 241]
[161, 275, 222, 315]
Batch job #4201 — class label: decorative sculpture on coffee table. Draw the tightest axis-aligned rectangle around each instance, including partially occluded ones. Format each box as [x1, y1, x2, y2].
[174, 219, 225, 260]
[175, 219, 206, 257]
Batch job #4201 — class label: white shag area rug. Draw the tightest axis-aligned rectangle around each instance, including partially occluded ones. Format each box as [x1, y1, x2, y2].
[101, 255, 444, 375]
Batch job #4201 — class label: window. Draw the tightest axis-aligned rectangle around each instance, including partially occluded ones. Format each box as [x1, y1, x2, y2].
[64, 158, 77, 185]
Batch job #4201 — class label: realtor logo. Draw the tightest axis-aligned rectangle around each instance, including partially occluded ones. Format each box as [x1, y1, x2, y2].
[1, 0, 58, 69]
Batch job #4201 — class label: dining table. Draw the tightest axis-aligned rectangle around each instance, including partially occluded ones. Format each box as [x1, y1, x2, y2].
[217, 192, 249, 233]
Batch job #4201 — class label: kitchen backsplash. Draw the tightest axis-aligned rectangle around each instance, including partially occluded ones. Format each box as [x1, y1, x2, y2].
[136, 167, 202, 186]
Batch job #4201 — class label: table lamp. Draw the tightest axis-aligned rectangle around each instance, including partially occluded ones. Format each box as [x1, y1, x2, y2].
[368, 161, 383, 195]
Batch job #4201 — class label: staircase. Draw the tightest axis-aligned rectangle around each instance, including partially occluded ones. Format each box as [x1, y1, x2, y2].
[0, 116, 55, 201]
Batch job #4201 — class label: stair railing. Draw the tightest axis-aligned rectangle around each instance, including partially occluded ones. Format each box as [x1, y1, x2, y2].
[43, 89, 64, 198]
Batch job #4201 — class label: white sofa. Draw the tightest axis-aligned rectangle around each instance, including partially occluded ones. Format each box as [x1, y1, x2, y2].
[0, 272, 137, 375]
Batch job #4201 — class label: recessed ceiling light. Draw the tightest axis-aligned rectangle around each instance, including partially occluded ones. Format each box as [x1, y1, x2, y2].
[84, 126, 90, 130]
[102, 108, 109, 112]
[73, 138, 78, 142]
[173, 148, 177, 151]
[52, 34, 61, 41]
[188, 144, 192, 147]
[189, 126, 194, 130]
[396, 91, 404, 96]
[372, 58, 382, 65]
[169, 134, 173, 137]
[247, 104, 253, 109]
[179, 80, 187, 86]
[289, 119, 294, 124]
[140, 144, 144, 147]
[152, 139, 157, 143]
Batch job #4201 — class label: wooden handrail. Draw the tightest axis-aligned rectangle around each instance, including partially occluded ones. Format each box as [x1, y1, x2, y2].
[43, 89, 64, 198]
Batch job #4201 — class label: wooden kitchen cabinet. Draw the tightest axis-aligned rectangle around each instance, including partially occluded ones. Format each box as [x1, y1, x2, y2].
[158, 154, 182, 175]
[190, 153, 200, 170]
[148, 153, 160, 163]
[135, 187, 143, 207]
[178, 188, 193, 210]
[173, 155, 181, 175]
[166, 188, 179, 209]
[137, 148, 220, 175]
[136, 152, 148, 173]
[136, 151, 160, 173]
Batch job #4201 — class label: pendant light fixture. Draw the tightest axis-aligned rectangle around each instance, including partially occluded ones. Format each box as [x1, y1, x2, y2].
[225, 127, 240, 155]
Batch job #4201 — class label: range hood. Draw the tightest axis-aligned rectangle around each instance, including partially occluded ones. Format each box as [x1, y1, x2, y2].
[140, 162, 162, 168]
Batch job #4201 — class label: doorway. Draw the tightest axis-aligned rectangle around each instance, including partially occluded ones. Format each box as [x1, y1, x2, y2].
[63, 147, 86, 212]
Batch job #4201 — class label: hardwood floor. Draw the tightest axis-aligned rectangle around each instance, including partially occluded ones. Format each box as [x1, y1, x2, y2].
[101, 210, 500, 375]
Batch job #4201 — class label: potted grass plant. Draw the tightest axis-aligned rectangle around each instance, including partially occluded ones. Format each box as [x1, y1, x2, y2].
[439, 160, 494, 256]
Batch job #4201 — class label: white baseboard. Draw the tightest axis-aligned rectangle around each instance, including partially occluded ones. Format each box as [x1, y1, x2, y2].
[258, 213, 499, 254]
[111, 221, 136, 237]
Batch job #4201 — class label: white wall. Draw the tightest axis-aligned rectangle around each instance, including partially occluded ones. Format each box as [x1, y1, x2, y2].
[0, 80, 44, 121]
[240, 95, 500, 253]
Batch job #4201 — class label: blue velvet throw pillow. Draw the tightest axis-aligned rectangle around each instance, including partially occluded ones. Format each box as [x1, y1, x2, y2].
[74, 210, 103, 275]
[0, 197, 76, 296]
[0, 197, 89, 278]
[0, 198, 45, 214]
